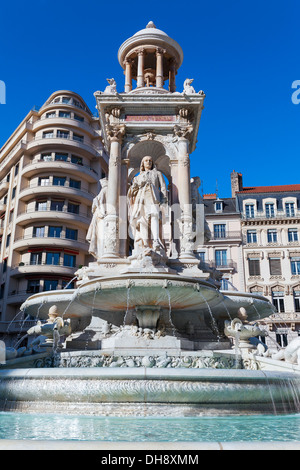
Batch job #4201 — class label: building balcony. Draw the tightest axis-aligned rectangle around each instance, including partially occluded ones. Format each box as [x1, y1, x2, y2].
[242, 211, 300, 222]
[0, 181, 9, 198]
[10, 262, 79, 278]
[16, 208, 91, 229]
[13, 235, 89, 252]
[22, 158, 99, 183]
[26, 136, 102, 158]
[209, 260, 237, 272]
[32, 116, 99, 138]
[18, 183, 95, 203]
[209, 231, 242, 242]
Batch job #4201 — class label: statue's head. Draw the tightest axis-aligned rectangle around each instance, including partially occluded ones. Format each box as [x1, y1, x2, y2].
[100, 177, 108, 188]
[48, 305, 59, 318]
[140, 156, 155, 172]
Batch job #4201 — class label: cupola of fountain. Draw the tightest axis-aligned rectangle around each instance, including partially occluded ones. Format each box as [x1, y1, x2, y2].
[118, 21, 183, 93]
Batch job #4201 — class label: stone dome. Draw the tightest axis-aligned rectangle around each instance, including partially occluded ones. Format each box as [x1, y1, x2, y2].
[118, 21, 183, 70]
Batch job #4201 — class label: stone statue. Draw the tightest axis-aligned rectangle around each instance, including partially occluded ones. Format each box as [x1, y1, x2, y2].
[103, 78, 117, 94]
[272, 337, 300, 365]
[183, 79, 196, 94]
[87, 178, 108, 260]
[27, 305, 72, 352]
[128, 156, 168, 256]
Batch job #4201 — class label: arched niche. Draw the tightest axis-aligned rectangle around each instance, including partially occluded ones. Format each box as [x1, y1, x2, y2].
[126, 139, 171, 183]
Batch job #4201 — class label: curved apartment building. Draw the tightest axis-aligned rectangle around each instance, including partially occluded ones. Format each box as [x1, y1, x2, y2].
[0, 91, 108, 331]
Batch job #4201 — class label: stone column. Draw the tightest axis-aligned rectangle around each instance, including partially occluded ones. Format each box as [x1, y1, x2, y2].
[119, 158, 130, 257]
[174, 125, 195, 258]
[156, 48, 165, 88]
[137, 48, 145, 88]
[169, 59, 177, 93]
[102, 124, 125, 258]
[124, 59, 133, 93]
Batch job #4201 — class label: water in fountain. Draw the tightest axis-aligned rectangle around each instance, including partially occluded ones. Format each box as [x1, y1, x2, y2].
[164, 284, 176, 336]
[198, 292, 221, 341]
[63, 276, 77, 290]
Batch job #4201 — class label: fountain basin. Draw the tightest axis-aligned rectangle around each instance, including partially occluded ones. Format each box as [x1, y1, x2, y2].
[0, 368, 299, 415]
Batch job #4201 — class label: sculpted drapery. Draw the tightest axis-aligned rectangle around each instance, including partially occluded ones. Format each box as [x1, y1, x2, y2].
[128, 156, 168, 255]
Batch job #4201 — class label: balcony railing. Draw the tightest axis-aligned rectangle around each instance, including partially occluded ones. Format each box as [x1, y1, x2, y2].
[209, 231, 242, 241]
[23, 157, 98, 176]
[242, 210, 300, 221]
[19, 182, 96, 198]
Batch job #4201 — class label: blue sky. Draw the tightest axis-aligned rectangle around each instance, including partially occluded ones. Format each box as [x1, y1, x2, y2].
[0, 0, 299, 197]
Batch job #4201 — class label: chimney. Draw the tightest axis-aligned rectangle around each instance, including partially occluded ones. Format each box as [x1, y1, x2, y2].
[231, 171, 243, 197]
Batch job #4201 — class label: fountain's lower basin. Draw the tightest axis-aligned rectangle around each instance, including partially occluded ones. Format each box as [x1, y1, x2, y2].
[0, 367, 299, 416]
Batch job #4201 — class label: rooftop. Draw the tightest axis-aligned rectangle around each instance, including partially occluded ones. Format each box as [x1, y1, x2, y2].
[237, 184, 300, 194]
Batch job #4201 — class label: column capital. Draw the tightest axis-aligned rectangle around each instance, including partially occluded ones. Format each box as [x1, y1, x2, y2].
[173, 124, 193, 140]
[106, 124, 126, 144]
[156, 47, 166, 55]
[136, 47, 146, 56]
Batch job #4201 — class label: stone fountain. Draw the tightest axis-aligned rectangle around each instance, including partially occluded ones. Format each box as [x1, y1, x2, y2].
[0, 22, 300, 416]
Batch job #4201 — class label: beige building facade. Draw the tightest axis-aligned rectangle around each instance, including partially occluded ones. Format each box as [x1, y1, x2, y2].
[0, 91, 108, 335]
[233, 171, 300, 346]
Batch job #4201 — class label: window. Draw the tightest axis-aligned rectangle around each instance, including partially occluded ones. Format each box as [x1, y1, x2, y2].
[64, 253, 76, 267]
[248, 258, 261, 276]
[6, 234, 10, 247]
[247, 230, 257, 244]
[43, 279, 58, 291]
[50, 200, 64, 211]
[286, 202, 295, 217]
[3, 259, 7, 273]
[14, 164, 19, 176]
[11, 187, 16, 199]
[269, 258, 282, 276]
[267, 229, 278, 243]
[38, 177, 50, 186]
[71, 155, 83, 165]
[53, 176, 66, 186]
[197, 252, 205, 262]
[48, 226, 62, 238]
[57, 130, 69, 139]
[214, 201, 223, 213]
[46, 252, 60, 265]
[59, 111, 71, 118]
[36, 200, 47, 211]
[272, 292, 285, 313]
[68, 202, 79, 214]
[291, 257, 300, 275]
[62, 97, 71, 104]
[27, 280, 40, 294]
[30, 252, 42, 265]
[73, 133, 84, 143]
[265, 203, 275, 218]
[55, 153, 68, 161]
[46, 112, 56, 118]
[74, 114, 84, 122]
[33, 226, 46, 238]
[245, 204, 255, 219]
[69, 179, 81, 189]
[294, 291, 300, 312]
[41, 153, 52, 162]
[221, 278, 229, 290]
[214, 224, 226, 239]
[43, 131, 54, 139]
[288, 229, 298, 242]
[66, 228, 78, 240]
[215, 250, 227, 267]
[0, 284, 4, 299]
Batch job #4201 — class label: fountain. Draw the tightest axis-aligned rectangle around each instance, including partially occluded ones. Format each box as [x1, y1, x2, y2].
[0, 22, 300, 418]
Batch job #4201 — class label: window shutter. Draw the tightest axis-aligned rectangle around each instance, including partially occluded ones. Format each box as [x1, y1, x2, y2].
[269, 258, 282, 276]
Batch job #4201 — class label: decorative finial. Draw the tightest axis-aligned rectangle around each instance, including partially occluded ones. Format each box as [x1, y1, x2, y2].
[146, 21, 156, 29]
